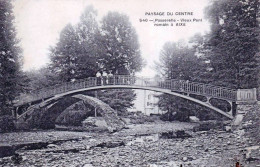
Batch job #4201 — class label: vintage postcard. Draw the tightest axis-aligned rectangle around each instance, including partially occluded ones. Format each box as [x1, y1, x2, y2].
[0, 0, 259, 166]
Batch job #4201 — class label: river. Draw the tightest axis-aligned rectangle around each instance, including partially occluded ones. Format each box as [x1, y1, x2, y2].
[0, 121, 259, 166]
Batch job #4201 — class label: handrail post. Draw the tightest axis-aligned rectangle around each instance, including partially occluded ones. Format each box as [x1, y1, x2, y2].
[114, 76, 116, 85]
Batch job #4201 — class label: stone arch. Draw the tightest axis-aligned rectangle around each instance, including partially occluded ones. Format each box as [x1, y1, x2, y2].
[16, 94, 124, 132]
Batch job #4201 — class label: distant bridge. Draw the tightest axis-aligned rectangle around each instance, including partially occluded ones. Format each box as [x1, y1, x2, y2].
[14, 75, 258, 120]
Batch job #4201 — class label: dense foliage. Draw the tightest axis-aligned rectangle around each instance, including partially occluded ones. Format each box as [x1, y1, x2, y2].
[0, 0, 23, 116]
[156, 41, 205, 81]
[0, 115, 15, 132]
[157, 0, 259, 121]
[35, 7, 144, 113]
[25, 67, 55, 91]
[97, 89, 136, 115]
[204, 0, 259, 88]
[156, 41, 221, 121]
[99, 12, 143, 74]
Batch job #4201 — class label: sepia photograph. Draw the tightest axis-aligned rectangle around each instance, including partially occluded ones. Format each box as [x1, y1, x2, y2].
[0, 0, 259, 166]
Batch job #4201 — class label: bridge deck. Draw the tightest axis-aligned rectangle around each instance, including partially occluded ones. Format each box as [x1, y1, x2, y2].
[15, 75, 237, 106]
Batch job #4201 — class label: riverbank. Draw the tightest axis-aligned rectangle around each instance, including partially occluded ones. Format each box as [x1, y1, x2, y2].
[0, 119, 259, 167]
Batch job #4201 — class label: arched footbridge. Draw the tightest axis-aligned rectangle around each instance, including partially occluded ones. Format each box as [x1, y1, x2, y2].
[14, 75, 258, 120]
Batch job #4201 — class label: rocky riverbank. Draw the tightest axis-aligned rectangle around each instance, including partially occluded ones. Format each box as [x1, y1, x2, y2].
[0, 118, 259, 167]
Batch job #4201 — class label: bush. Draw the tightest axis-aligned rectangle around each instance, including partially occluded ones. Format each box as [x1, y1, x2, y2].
[125, 112, 159, 124]
[0, 115, 15, 133]
[160, 108, 190, 122]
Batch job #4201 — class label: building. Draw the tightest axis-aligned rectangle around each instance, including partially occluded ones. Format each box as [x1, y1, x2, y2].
[129, 89, 166, 115]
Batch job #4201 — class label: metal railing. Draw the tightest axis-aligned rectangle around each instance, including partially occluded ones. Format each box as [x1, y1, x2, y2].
[15, 75, 237, 106]
[237, 88, 257, 102]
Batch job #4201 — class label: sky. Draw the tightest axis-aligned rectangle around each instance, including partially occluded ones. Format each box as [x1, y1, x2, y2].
[13, 0, 210, 77]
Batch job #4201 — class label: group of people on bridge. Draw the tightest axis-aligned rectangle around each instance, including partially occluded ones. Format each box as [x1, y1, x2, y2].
[96, 71, 111, 85]
[95, 71, 135, 86]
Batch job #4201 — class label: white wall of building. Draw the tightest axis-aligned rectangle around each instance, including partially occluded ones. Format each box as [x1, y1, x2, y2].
[129, 89, 166, 115]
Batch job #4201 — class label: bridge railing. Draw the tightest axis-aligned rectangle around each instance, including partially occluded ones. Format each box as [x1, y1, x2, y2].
[236, 88, 257, 103]
[170, 80, 237, 101]
[16, 75, 237, 106]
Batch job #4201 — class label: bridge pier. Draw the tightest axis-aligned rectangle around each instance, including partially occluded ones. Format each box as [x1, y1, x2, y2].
[233, 102, 256, 126]
[12, 107, 18, 119]
[233, 88, 257, 126]
[226, 101, 235, 117]
[231, 102, 237, 116]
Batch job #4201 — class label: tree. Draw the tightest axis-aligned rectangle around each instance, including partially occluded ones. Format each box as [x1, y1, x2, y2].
[97, 89, 136, 115]
[156, 41, 204, 81]
[25, 67, 56, 91]
[96, 12, 144, 113]
[188, 33, 214, 84]
[74, 6, 100, 79]
[48, 9, 143, 113]
[99, 12, 143, 74]
[0, 0, 23, 115]
[156, 41, 205, 121]
[49, 6, 101, 83]
[156, 40, 221, 121]
[49, 24, 79, 83]
[205, 0, 260, 89]
[157, 0, 260, 121]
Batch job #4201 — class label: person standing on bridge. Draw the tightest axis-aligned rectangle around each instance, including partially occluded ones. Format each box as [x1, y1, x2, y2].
[96, 71, 101, 86]
[102, 71, 108, 85]
[108, 71, 113, 85]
